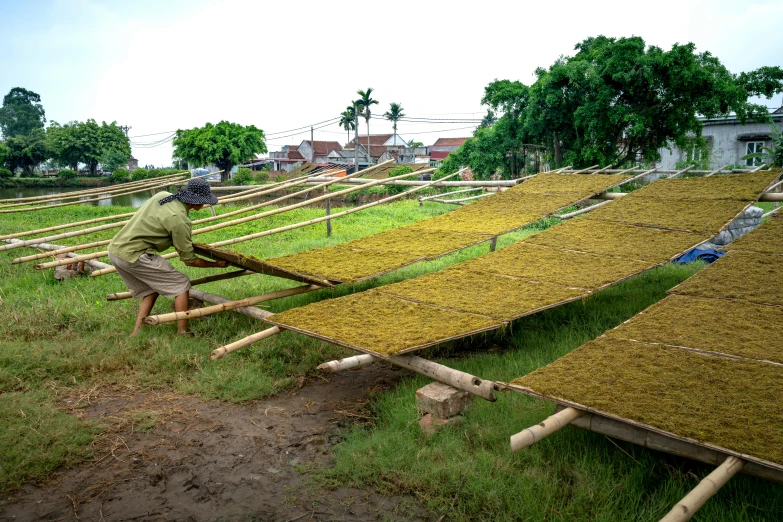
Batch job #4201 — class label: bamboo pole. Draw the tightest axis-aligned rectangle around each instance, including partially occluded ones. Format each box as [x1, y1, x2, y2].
[388, 354, 498, 401]
[32, 165, 403, 268]
[427, 192, 493, 205]
[81, 168, 445, 276]
[659, 456, 744, 522]
[143, 284, 321, 324]
[2, 239, 113, 271]
[0, 175, 191, 214]
[0, 171, 190, 205]
[0, 212, 137, 241]
[589, 164, 615, 174]
[704, 164, 729, 178]
[667, 165, 695, 179]
[210, 326, 282, 359]
[510, 407, 585, 452]
[188, 288, 273, 322]
[106, 269, 253, 300]
[556, 199, 613, 220]
[763, 206, 783, 218]
[317, 354, 378, 372]
[616, 167, 656, 185]
[749, 163, 767, 172]
[569, 165, 600, 174]
[419, 187, 482, 204]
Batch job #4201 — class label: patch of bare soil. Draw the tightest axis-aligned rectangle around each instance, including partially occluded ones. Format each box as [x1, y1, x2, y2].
[0, 366, 431, 522]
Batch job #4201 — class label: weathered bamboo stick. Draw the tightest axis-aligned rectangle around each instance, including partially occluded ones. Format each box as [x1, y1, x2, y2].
[659, 456, 744, 522]
[31, 166, 391, 267]
[749, 163, 767, 172]
[143, 284, 321, 324]
[704, 164, 729, 178]
[211, 326, 282, 360]
[0, 175, 190, 214]
[389, 354, 498, 401]
[106, 269, 253, 301]
[763, 206, 783, 218]
[317, 354, 378, 372]
[419, 186, 481, 204]
[427, 192, 493, 205]
[188, 289, 272, 322]
[13, 239, 113, 263]
[82, 169, 445, 276]
[556, 199, 613, 220]
[0, 171, 189, 205]
[0, 212, 137, 241]
[2, 239, 113, 271]
[510, 407, 585, 452]
[590, 164, 615, 174]
[570, 165, 599, 174]
[667, 165, 695, 179]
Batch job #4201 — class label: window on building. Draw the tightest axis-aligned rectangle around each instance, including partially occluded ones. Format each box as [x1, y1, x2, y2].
[745, 142, 765, 166]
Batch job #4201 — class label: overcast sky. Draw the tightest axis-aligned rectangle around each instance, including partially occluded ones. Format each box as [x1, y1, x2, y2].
[2, 0, 782, 167]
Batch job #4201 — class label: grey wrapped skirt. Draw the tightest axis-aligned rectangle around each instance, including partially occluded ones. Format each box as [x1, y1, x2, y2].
[108, 252, 191, 299]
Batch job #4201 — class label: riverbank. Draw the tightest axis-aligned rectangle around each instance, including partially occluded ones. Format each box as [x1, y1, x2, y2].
[0, 177, 113, 189]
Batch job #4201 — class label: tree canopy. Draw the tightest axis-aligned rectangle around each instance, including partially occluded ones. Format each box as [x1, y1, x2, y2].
[444, 36, 783, 178]
[172, 121, 266, 183]
[5, 130, 49, 175]
[47, 120, 131, 175]
[0, 87, 46, 138]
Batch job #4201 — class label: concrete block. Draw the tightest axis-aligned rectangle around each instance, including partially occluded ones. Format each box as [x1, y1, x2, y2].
[416, 382, 474, 419]
[418, 413, 464, 436]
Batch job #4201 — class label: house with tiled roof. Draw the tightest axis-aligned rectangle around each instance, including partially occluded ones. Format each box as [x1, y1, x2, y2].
[298, 140, 343, 163]
[347, 134, 408, 160]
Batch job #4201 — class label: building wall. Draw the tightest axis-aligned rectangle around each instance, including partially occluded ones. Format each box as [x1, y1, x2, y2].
[657, 119, 782, 170]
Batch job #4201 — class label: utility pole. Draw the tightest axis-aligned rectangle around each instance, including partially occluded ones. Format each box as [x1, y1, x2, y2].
[120, 125, 131, 137]
[310, 126, 314, 163]
[354, 102, 359, 173]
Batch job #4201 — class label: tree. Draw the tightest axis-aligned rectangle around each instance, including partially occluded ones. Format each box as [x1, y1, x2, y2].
[0, 141, 9, 167]
[0, 87, 46, 138]
[384, 102, 405, 136]
[5, 130, 49, 175]
[339, 106, 356, 145]
[172, 121, 266, 183]
[355, 88, 379, 161]
[478, 109, 497, 129]
[47, 120, 130, 175]
[407, 139, 424, 148]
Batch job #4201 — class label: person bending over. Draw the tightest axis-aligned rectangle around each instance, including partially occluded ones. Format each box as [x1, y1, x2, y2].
[108, 177, 229, 336]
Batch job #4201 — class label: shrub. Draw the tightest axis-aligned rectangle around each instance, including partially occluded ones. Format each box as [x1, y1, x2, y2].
[386, 165, 414, 194]
[229, 168, 254, 186]
[253, 171, 270, 183]
[0, 168, 12, 179]
[275, 174, 287, 183]
[59, 169, 78, 180]
[131, 168, 149, 181]
[110, 168, 131, 183]
[147, 168, 162, 179]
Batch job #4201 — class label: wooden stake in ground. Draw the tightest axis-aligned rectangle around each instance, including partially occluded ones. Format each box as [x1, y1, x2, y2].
[659, 456, 744, 522]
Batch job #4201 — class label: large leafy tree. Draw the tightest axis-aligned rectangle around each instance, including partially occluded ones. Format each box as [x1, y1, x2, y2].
[47, 120, 130, 175]
[356, 88, 378, 160]
[447, 36, 783, 174]
[0, 87, 46, 138]
[172, 121, 266, 183]
[384, 102, 405, 135]
[5, 130, 49, 175]
[0, 141, 9, 167]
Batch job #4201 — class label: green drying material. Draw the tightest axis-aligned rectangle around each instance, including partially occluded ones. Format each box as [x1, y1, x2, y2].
[513, 173, 630, 195]
[513, 337, 783, 466]
[585, 197, 750, 234]
[629, 170, 781, 201]
[670, 250, 783, 306]
[409, 208, 544, 235]
[343, 227, 492, 258]
[265, 245, 423, 283]
[606, 294, 783, 364]
[524, 219, 711, 263]
[269, 290, 501, 355]
[727, 214, 783, 255]
[461, 242, 655, 290]
[379, 267, 586, 322]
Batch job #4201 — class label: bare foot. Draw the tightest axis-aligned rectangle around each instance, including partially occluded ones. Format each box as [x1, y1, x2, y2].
[177, 330, 195, 337]
[131, 328, 141, 337]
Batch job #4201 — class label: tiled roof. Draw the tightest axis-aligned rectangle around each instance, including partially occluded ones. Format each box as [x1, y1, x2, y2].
[430, 151, 451, 160]
[288, 151, 304, 160]
[302, 141, 343, 155]
[431, 137, 469, 147]
[348, 134, 395, 147]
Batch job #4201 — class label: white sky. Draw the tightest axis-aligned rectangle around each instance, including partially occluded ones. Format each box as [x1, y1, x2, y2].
[2, 0, 782, 167]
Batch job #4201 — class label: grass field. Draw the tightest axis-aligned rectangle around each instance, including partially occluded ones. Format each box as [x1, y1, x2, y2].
[1, 198, 782, 520]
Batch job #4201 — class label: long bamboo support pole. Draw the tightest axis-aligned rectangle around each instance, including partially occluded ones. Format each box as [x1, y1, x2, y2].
[317, 354, 378, 372]
[82, 168, 446, 276]
[32, 165, 410, 268]
[704, 164, 729, 178]
[388, 354, 498, 401]
[106, 269, 253, 301]
[188, 289, 273, 322]
[556, 199, 613, 220]
[4, 171, 332, 252]
[667, 165, 695, 179]
[211, 326, 282, 359]
[427, 192, 493, 205]
[419, 187, 482, 204]
[510, 407, 585, 452]
[0, 175, 191, 214]
[143, 284, 321, 325]
[0, 171, 190, 205]
[2, 239, 113, 271]
[590, 164, 615, 174]
[659, 456, 744, 522]
[0, 175, 193, 210]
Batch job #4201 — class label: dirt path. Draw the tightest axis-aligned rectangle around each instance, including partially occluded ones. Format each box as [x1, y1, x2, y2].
[0, 366, 430, 522]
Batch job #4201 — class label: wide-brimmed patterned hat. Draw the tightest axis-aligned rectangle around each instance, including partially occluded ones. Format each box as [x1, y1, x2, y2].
[159, 177, 218, 206]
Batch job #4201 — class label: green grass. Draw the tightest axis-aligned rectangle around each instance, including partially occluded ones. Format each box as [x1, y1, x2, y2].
[2, 199, 782, 520]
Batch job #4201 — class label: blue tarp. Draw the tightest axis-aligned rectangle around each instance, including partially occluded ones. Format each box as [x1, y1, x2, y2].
[674, 248, 725, 264]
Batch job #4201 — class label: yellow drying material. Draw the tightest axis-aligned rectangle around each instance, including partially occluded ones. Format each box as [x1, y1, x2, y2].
[512, 337, 783, 466]
[726, 214, 783, 255]
[628, 170, 781, 201]
[460, 242, 655, 290]
[378, 267, 586, 322]
[524, 219, 711, 263]
[269, 290, 501, 355]
[670, 250, 783, 306]
[605, 294, 783, 364]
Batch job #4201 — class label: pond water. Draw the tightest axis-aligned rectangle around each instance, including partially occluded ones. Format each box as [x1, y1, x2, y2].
[0, 187, 159, 208]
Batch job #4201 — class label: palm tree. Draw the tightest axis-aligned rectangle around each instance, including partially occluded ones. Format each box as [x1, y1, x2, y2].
[479, 109, 497, 129]
[356, 87, 379, 161]
[339, 106, 356, 146]
[383, 102, 405, 143]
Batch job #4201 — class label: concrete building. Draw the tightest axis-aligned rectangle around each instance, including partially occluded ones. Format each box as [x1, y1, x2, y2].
[657, 109, 783, 170]
[347, 134, 408, 161]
